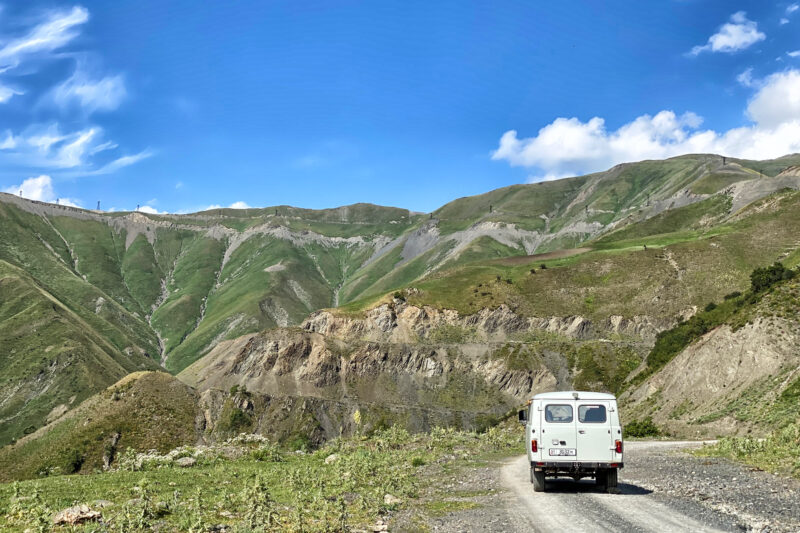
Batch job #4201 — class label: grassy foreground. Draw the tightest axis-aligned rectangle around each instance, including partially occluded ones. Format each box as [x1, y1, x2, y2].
[695, 424, 800, 479]
[0, 422, 523, 532]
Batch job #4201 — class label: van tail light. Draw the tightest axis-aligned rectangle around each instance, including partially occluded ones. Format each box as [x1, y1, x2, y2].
[615, 440, 623, 454]
[531, 439, 538, 453]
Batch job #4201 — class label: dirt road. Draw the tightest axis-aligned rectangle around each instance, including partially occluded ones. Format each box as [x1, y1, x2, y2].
[500, 445, 726, 532]
[422, 440, 800, 532]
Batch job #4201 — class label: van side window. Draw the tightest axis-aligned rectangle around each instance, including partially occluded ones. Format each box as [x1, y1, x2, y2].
[578, 405, 607, 423]
[544, 404, 573, 423]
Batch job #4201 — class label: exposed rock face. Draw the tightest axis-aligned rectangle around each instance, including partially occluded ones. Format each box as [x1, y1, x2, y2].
[303, 302, 663, 344]
[622, 317, 800, 437]
[181, 301, 657, 443]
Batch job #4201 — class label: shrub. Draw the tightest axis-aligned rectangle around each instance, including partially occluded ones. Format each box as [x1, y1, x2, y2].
[624, 417, 660, 438]
[723, 291, 742, 300]
[227, 409, 251, 432]
[704, 302, 717, 312]
[540, 264, 547, 270]
[750, 262, 795, 293]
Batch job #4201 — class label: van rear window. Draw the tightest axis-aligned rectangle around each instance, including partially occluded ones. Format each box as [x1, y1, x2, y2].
[544, 404, 573, 423]
[578, 405, 607, 423]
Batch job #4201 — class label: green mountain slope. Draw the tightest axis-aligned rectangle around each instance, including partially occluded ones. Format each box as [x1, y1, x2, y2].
[1, 152, 799, 447]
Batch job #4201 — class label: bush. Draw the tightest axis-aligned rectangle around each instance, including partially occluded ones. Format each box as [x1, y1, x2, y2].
[723, 291, 742, 300]
[750, 262, 795, 293]
[624, 417, 660, 438]
[704, 302, 717, 312]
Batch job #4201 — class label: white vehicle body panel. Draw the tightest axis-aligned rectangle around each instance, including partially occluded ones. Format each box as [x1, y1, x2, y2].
[525, 391, 623, 466]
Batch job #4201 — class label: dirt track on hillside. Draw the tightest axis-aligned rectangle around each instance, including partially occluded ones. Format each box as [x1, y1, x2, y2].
[494, 247, 592, 265]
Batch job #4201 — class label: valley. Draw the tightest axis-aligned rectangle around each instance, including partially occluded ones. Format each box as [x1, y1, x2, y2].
[1, 153, 800, 486]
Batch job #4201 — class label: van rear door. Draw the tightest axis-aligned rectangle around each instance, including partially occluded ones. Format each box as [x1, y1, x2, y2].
[540, 401, 576, 461]
[576, 402, 613, 462]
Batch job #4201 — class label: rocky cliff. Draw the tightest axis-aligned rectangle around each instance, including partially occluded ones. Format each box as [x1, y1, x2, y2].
[179, 299, 655, 443]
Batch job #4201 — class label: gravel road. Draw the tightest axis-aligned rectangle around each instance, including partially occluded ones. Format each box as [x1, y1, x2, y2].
[423, 440, 800, 532]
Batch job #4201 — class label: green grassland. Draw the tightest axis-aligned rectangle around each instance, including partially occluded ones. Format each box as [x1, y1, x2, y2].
[0, 422, 522, 532]
[1, 153, 799, 448]
[0, 372, 197, 482]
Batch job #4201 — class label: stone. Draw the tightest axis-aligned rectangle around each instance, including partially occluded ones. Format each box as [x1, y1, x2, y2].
[324, 453, 340, 464]
[383, 493, 402, 505]
[52, 504, 101, 525]
[175, 456, 197, 467]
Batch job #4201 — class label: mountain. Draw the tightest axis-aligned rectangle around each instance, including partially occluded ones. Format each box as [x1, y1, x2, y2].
[1, 152, 800, 447]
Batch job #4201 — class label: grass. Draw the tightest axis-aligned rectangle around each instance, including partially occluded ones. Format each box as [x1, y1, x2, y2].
[2, 153, 800, 448]
[0, 422, 524, 531]
[0, 372, 197, 482]
[695, 424, 800, 479]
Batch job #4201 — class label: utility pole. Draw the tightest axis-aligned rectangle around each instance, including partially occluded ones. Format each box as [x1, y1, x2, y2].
[19, 190, 22, 197]
[56, 198, 59, 205]
[136, 204, 140, 211]
[97, 200, 101, 210]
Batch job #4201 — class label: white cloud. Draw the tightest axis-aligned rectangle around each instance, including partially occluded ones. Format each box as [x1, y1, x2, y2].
[0, 83, 22, 103]
[0, 6, 89, 69]
[137, 205, 165, 215]
[52, 72, 126, 113]
[2, 174, 81, 206]
[746, 70, 800, 128]
[195, 201, 253, 212]
[492, 69, 800, 180]
[781, 17, 790, 24]
[788, 4, 799, 14]
[690, 12, 765, 55]
[788, 50, 800, 58]
[0, 123, 152, 175]
[86, 150, 153, 175]
[0, 6, 147, 178]
[175, 181, 184, 189]
[737, 67, 754, 87]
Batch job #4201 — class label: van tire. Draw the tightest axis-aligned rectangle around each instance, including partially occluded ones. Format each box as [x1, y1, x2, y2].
[532, 468, 546, 492]
[606, 468, 618, 492]
[595, 469, 607, 488]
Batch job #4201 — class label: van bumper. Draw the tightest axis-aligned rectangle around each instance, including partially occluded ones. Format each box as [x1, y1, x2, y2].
[531, 461, 623, 471]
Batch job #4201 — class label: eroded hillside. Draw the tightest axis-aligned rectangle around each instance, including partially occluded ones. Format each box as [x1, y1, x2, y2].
[2, 152, 800, 446]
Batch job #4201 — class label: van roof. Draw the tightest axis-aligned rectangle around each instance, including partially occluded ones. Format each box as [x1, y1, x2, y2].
[532, 391, 616, 401]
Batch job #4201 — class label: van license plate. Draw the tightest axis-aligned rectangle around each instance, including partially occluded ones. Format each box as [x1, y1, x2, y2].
[549, 448, 576, 456]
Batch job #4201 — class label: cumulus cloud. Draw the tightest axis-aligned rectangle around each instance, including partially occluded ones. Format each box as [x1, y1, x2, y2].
[788, 4, 799, 14]
[690, 12, 765, 55]
[52, 72, 126, 113]
[193, 201, 254, 212]
[137, 205, 165, 215]
[788, 50, 800, 58]
[492, 70, 800, 180]
[2, 175, 80, 206]
[781, 18, 790, 24]
[0, 6, 89, 69]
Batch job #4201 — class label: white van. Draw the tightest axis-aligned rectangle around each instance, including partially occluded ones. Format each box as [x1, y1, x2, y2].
[518, 391, 623, 492]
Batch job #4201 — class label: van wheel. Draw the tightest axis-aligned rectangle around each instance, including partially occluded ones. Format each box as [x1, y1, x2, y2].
[532, 469, 546, 492]
[595, 469, 607, 488]
[606, 468, 618, 492]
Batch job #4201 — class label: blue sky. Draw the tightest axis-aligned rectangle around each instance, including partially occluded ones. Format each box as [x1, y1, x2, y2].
[1, 1, 799, 213]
